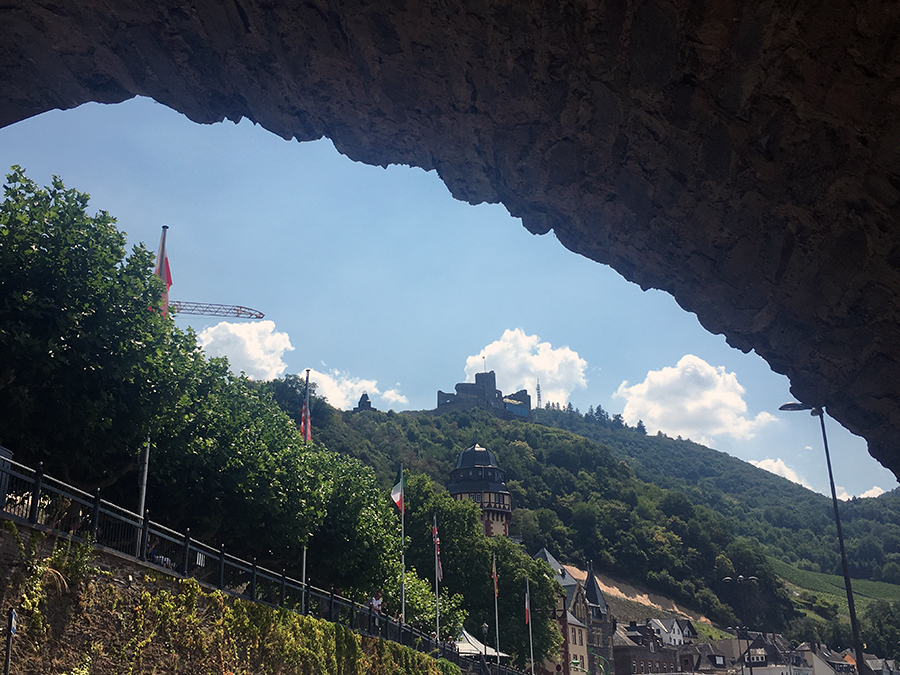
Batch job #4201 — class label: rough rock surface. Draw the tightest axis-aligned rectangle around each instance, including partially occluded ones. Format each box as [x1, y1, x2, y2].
[3, 0, 900, 479]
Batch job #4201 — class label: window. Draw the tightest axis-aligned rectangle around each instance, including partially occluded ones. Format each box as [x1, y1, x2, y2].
[632, 660, 637, 673]
[475, 494, 481, 502]
[571, 627, 576, 643]
[579, 629, 583, 646]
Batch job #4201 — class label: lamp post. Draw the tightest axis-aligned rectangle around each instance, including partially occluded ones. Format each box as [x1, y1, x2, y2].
[482, 621, 489, 661]
[778, 402, 866, 674]
[724, 574, 757, 675]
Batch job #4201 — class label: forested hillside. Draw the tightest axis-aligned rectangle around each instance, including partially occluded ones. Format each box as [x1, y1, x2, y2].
[261, 381, 798, 631]
[532, 406, 900, 583]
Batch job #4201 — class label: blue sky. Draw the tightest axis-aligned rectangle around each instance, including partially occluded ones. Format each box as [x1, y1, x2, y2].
[1, 97, 896, 500]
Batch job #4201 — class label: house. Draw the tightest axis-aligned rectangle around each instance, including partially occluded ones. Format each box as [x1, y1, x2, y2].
[732, 633, 812, 675]
[534, 549, 615, 675]
[676, 619, 698, 644]
[648, 618, 685, 647]
[864, 659, 898, 675]
[678, 642, 730, 674]
[797, 643, 857, 675]
[613, 621, 679, 675]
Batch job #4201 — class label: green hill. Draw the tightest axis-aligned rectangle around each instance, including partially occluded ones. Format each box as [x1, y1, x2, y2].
[530, 406, 900, 584]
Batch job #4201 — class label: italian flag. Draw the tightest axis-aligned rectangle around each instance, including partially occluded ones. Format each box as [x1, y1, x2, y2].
[391, 468, 405, 513]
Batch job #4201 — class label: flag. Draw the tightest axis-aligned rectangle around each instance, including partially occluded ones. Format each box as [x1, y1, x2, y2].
[432, 516, 443, 582]
[391, 468, 405, 513]
[154, 226, 173, 314]
[524, 582, 530, 624]
[300, 370, 311, 443]
[492, 554, 498, 598]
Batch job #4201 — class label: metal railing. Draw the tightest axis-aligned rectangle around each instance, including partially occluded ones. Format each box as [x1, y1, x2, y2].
[0, 456, 522, 675]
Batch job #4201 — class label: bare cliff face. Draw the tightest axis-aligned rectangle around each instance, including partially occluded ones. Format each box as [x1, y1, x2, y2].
[3, 0, 900, 479]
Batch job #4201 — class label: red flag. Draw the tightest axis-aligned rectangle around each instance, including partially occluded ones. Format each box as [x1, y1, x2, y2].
[154, 226, 173, 314]
[492, 554, 498, 598]
[433, 516, 443, 582]
[524, 582, 530, 624]
[300, 370, 311, 443]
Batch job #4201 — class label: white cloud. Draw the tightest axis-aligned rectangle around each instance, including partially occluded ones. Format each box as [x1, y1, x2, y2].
[860, 486, 886, 499]
[198, 320, 293, 380]
[306, 368, 380, 410]
[613, 354, 776, 445]
[835, 485, 852, 501]
[382, 389, 409, 405]
[750, 458, 812, 489]
[464, 328, 588, 404]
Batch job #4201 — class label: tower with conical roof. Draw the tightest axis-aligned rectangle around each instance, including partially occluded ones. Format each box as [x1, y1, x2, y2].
[447, 443, 512, 536]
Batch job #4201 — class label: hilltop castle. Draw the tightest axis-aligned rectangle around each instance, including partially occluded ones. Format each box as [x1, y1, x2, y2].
[436, 370, 531, 420]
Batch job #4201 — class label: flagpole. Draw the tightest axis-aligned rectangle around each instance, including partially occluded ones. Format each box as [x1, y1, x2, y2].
[301, 545, 307, 614]
[302, 369, 311, 445]
[434, 514, 440, 642]
[493, 553, 500, 666]
[401, 463, 406, 625]
[527, 578, 534, 675]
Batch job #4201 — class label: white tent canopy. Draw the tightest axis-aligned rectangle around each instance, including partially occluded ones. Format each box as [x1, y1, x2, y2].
[455, 628, 509, 658]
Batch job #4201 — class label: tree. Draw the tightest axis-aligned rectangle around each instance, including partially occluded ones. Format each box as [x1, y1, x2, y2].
[0, 167, 174, 487]
[146, 349, 327, 569]
[402, 473, 560, 666]
[305, 452, 400, 596]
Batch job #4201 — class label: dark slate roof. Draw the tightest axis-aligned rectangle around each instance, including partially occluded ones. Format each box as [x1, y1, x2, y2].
[534, 548, 578, 589]
[454, 443, 500, 469]
[585, 565, 609, 617]
[448, 444, 510, 495]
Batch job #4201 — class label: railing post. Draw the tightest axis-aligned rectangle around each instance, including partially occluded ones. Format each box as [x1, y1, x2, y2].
[28, 462, 43, 524]
[329, 587, 335, 622]
[139, 510, 150, 562]
[181, 528, 191, 576]
[250, 557, 257, 600]
[280, 570, 286, 607]
[90, 488, 101, 540]
[218, 545, 225, 590]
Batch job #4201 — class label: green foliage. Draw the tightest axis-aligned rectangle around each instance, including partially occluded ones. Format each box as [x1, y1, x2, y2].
[28, 571, 455, 674]
[534, 406, 900, 586]
[0, 169, 402, 598]
[306, 405, 793, 629]
[398, 472, 560, 666]
[383, 567, 466, 636]
[304, 451, 400, 594]
[1, 522, 98, 644]
[0, 167, 174, 487]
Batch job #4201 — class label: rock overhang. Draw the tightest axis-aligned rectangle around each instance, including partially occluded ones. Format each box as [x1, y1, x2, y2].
[2, 0, 900, 480]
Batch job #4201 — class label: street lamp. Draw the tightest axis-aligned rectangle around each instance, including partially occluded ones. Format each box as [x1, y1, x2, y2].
[724, 575, 757, 675]
[482, 621, 489, 661]
[778, 402, 866, 674]
[727, 624, 753, 675]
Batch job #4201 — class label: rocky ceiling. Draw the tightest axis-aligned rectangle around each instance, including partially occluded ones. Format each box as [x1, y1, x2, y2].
[3, 0, 900, 481]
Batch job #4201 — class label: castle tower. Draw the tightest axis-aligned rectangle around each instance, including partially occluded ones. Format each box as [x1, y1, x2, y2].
[447, 443, 512, 536]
